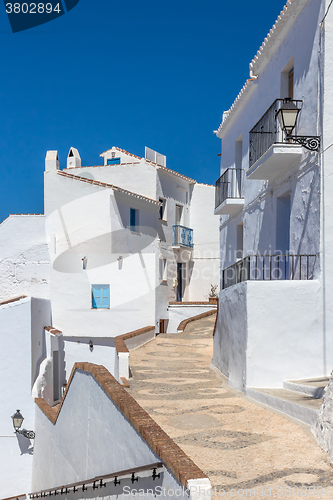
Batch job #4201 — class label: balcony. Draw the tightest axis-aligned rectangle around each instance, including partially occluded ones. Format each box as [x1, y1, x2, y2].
[221, 254, 317, 290]
[248, 99, 303, 181]
[214, 168, 244, 216]
[172, 225, 193, 248]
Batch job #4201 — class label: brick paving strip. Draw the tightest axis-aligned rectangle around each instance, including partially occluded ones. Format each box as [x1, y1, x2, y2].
[127, 316, 333, 499]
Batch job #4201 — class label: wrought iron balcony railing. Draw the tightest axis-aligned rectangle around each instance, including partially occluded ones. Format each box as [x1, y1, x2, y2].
[215, 168, 243, 209]
[249, 99, 302, 167]
[173, 225, 193, 248]
[222, 254, 317, 290]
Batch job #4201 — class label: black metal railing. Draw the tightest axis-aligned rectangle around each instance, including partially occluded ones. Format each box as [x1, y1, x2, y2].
[173, 225, 193, 248]
[249, 99, 302, 167]
[222, 254, 317, 289]
[215, 168, 243, 209]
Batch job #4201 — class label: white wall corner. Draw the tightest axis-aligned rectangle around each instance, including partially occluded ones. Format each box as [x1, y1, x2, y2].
[118, 351, 130, 380]
[187, 478, 212, 500]
[45, 150, 59, 171]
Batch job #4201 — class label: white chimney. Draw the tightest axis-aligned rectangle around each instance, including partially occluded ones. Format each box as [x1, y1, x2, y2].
[67, 147, 81, 168]
[45, 151, 59, 171]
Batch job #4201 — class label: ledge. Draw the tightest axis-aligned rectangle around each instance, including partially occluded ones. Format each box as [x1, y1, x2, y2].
[35, 363, 207, 487]
[114, 325, 155, 354]
[214, 198, 244, 216]
[247, 143, 303, 181]
[177, 309, 217, 332]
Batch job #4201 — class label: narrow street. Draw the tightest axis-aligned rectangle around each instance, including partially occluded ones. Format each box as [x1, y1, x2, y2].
[127, 316, 333, 498]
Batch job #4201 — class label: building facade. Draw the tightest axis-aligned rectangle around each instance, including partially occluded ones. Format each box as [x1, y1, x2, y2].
[213, 0, 332, 392]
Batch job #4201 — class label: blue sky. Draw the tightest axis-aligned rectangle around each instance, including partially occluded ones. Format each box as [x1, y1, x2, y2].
[0, 0, 287, 223]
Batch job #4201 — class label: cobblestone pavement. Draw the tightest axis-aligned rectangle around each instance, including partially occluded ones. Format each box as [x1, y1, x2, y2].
[127, 316, 333, 499]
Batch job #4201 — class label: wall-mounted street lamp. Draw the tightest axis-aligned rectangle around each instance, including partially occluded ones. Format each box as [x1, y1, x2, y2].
[276, 98, 320, 151]
[11, 410, 35, 439]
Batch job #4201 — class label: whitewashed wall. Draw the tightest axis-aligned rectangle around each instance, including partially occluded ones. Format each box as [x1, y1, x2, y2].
[0, 297, 50, 498]
[190, 184, 220, 300]
[64, 159, 157, 201]
[321, 0, 333, 378]
[214, 0, 327, 388]
[63, 337, 117, 382]
[33, 370, 172, 490]
[213, 280, 323, 391]
[218, 0, 323, 269]
[167, 305, 216, 334]
[45, 171, 157, 338]
[0, 215, 50, 301]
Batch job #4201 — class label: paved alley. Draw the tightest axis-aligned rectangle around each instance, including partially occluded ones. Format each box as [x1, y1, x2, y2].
[127, 315, 333, 498]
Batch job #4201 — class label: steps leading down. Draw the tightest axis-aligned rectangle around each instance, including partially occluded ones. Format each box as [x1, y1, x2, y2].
[246, 377, 329, 426]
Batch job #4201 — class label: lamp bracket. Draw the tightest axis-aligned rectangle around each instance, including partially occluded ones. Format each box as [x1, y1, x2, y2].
[17, 428, 35, 439]
[287, 135, 320, 152]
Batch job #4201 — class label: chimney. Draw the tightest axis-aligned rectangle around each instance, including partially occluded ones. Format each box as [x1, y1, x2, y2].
[45, 151, 59, 171]
[67, 147, 81, 168]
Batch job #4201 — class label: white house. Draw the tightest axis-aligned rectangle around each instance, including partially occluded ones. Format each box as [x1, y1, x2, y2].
[0, 145, 219, 498]
[213, 0, 333, 394]
[44, 146, 219, 379]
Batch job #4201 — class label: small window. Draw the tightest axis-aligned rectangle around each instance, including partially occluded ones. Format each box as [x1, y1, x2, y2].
[107, 157, 121, 165]
[92, 285, 110, 309]
[159, 198, 166, 220]
[159, 258, 167, 280]
[130, 208, 139, 232]
[288, 68, 294, 99]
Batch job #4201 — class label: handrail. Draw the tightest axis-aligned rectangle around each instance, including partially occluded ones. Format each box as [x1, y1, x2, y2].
[215, 168, 243, 208]
[29, 463, 163, 498]
[172, 225, 193, 248]
[249, 98, 303, 167]
[222, 254, 317, 289]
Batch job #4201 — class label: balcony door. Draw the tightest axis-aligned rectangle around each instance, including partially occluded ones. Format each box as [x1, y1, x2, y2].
[175, 205, 183, 226]
[177, 263, 183, 302]
[276, 192, 291, 278]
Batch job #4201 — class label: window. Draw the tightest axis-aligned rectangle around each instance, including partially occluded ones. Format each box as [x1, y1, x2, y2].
[159, 198, 166, 220]
[92, 285, 110, 309]
[130, 208, 139, 232]
[159, 258, 167, 280]
[107, 157, 121, 165]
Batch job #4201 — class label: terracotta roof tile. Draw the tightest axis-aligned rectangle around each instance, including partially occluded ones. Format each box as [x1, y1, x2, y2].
[0, 295, 27, 307]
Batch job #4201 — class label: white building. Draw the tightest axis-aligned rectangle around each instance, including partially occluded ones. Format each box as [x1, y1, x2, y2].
[0, 145, 218, 498]
[45, 146, 219, 378]
[213, 0, 333, 393]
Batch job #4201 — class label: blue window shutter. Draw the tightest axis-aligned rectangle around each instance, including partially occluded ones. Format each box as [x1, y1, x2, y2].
[101, 285, 110, 308]
[107, 157, 121, 165]
[92, 285, 109, 308]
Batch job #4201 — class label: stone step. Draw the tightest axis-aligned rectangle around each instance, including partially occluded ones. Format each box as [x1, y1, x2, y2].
[246, 387, 323, 426]
[283, 377, 329, 399]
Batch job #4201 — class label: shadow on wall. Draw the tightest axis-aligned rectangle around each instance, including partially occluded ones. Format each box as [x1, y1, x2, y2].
[16, 432, 33, 455]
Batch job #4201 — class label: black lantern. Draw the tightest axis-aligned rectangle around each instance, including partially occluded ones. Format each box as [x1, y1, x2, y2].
[276, 98, 300, 137]
[11, 410, 35, 439]
[11, 410, 24, 431]
[275, 98, 320, 152]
